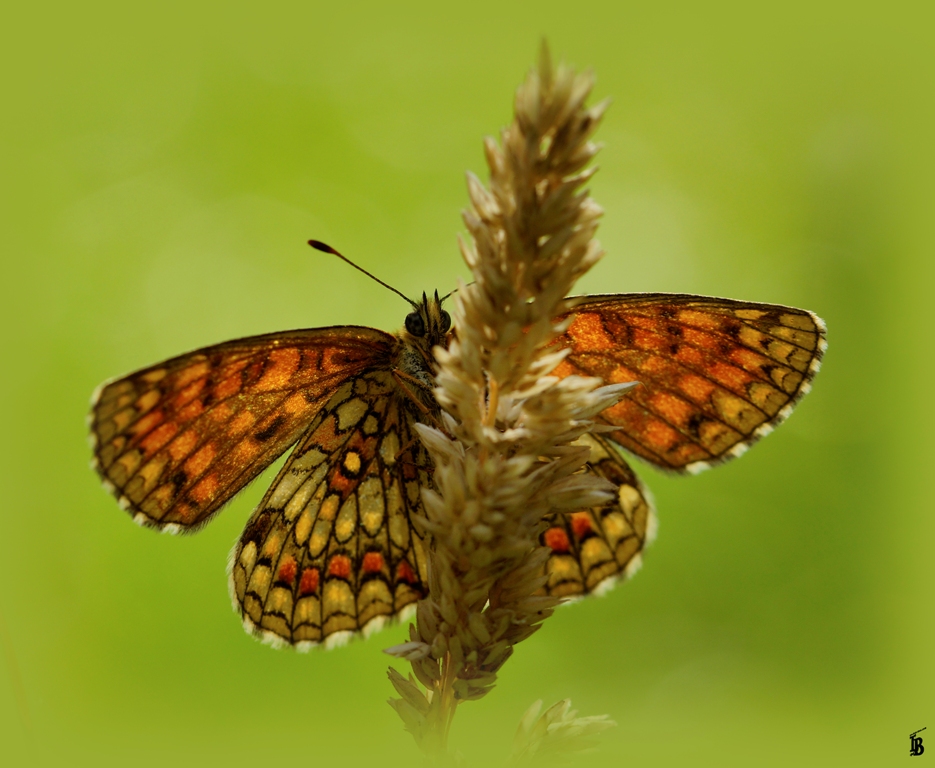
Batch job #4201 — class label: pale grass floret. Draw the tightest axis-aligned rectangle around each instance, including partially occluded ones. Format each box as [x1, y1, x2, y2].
[386, 45, 621, 763]
[511, 699, 617, 765]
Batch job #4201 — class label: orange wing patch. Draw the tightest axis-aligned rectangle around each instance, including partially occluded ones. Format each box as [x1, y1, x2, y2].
[229, 370, 431, 650]
[540, 434, 656, 598]
[554, 294, 826, 473]
[89, 327, 395, 532]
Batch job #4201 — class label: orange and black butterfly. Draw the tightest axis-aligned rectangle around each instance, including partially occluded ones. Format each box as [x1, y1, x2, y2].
[89, 241, 826, 649]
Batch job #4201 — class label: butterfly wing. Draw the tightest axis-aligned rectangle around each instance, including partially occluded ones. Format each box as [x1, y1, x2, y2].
[89, 327, 395, 532]
[554, 294, 826, 473]
[541, 434, 656, 598]
[229, 369, 430, 650]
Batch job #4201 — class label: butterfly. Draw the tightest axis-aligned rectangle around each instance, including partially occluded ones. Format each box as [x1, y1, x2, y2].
[89, 242, 826, 649]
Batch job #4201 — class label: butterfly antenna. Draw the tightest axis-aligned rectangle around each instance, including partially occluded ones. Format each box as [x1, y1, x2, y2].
[308, 240, 417, 306]
[440, 281, 475, 302]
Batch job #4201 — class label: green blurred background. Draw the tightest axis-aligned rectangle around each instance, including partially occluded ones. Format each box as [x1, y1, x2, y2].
[2, 2, 932, 766]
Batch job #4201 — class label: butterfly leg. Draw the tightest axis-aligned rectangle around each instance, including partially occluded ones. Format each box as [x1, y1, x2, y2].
[391, 369, 434, 413]
[391, 369, 450, 432]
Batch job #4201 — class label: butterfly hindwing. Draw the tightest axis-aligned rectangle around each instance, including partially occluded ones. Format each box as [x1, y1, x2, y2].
[90, 287, 826, 647]
[541, 434, 656, 598]
[89, 327, 394, 531]
[554, 294, 827, 473]
[229, 369, 431, 649]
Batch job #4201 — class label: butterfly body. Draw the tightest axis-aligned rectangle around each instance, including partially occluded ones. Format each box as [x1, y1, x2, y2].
[394, 290, 453, 404]
[89, 291, 824, 649]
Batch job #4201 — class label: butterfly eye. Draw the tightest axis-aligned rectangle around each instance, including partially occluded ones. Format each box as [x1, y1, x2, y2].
[439, 310, 451, 333]
[405, 312, 426, 337]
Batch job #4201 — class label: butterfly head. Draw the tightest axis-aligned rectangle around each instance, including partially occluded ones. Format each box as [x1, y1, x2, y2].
[403, 290, 452, 350]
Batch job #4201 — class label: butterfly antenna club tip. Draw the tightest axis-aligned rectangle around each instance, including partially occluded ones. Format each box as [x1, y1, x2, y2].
[307, 238, 416, 306]
[308, 239, 337, 254]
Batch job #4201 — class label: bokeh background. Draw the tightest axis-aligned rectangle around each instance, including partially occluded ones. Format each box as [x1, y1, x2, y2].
[3, 3, 932, 766]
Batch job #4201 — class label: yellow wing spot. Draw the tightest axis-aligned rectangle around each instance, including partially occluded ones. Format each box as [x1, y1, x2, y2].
[747, 381, 785, 412]
[764, 339, 797, 367]
[294, 481, 327, 527]
[335, 496, 357, 542]
[363, 414, 379, 435]
[294, 597, 321, 632]
[322, 581, 356, 632]
[584, 439, 610, 463]
[247, 565, 272, 601]
[116, 450, 142, 478]
[115, 392, 135, 410]
[102, 381, 133, 402]
[137, 455, 167, 493]
[267, 472, 304, 509]
[581, 537, 613, 570]
[359, 581, 392, 619]
[617, 485, 642, 515]
[380, 431, 400, 467]
[358, 476, 385, 535]
[327, 381, 354, 409]
[135, 389, 161, 412]
[262, 532, 283, 558]
[141, 368, 168, 384]
[175, 360, 210, 388]
[387, 502, 411, 554]
[319, 495, 340, 522]
[309, 520, 331, 557]
[294, 507, 314, 546]
[733, 309, 768, 321]
[265, 588, 293, 620]
[712, 390, 764, 432]
[336, 398, 368, 430]
[131, 409, 165, 438]
[111, 408, 135, 433]
[343, 451, 362, 475]
[151, 483, 174, 510]
[386, 481, 405, 521]
[239, 541, 257, 571]
[776, 312, 811, 330]
[737, 325, 768, 349]
[284, 476, 320, 522]
[603, 512, 633, 541]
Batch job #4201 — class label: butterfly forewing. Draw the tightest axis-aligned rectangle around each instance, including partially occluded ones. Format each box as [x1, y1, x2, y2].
[554, 294, 827, 473]
[89, 327, 395, 531]
[540, 434, 656, 598]
[90, 286, 825, 648]
[230, 369, 430, 649]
